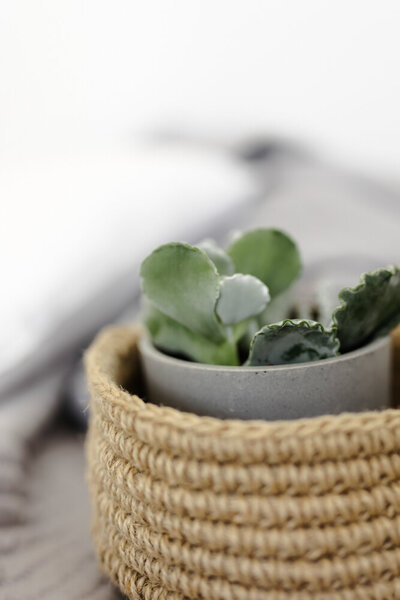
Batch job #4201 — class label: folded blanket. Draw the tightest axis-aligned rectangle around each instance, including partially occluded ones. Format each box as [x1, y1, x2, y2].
[0, 141, 256, 398]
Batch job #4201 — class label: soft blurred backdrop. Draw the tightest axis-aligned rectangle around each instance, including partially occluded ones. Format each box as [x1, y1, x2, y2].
[1, 1, 400, 171]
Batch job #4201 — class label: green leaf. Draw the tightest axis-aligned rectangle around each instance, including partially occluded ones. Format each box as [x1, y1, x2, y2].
[247, 319, 339, 366]
[227, 228, 301, 297]
[144, 302, 239, 365]
[197, 238, 235, 276]
[140, 242, 226, 344]
[332, 266, 400, 353]
[216, 274, 270, 325]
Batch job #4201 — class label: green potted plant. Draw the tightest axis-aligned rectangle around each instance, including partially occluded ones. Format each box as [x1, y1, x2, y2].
[138, 228, 400, 419]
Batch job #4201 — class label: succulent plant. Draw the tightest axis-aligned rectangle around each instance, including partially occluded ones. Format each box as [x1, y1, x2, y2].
[247, 320, 339, 366]
[332, 266, 400, 352]
[227, 228, 301, 297]
[140, 228, 400, 367]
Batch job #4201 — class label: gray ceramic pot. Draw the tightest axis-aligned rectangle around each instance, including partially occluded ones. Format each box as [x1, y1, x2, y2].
[138, 335, 392, 420]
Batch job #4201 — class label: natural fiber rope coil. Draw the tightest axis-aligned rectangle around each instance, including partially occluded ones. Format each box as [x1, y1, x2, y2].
[86, 325, 400, 600]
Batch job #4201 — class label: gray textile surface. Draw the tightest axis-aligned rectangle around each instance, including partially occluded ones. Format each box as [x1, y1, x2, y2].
[0, 430, 121, 600]
[1, 145, 399, 600]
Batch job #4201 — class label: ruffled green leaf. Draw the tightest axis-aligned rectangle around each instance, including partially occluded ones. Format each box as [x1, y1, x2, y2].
[197, 238, 235, 276]
[332, 266, 400, 353]
[227, 228, 301, 297]
[216, 274, 270, 325]
[143, 303, 239, 365]
[247, 319, 339, 366]
[140, 242, 226, 344]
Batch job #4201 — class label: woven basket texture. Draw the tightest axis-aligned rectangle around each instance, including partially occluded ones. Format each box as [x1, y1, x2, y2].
[86, 325, 400, 600]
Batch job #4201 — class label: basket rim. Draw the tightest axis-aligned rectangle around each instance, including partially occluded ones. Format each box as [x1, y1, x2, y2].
[85, 324, 399, 438]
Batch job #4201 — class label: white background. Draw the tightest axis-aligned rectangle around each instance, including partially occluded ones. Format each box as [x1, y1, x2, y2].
[1, 0, 400, 174]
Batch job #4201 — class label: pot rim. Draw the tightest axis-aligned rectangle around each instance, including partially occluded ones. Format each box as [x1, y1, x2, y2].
[138, 333, 390, 374]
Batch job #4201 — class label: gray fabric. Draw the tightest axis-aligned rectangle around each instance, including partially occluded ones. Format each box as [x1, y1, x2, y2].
[1, 144, 399, 600]
[0, 431, 121, 600]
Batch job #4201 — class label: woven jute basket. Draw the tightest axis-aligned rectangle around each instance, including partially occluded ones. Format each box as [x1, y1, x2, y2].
[86, 325, 400, 600]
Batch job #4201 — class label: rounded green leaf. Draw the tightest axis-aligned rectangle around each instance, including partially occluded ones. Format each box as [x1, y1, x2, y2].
[332, 266, 400, 353]
[197, 238, 235, 276]
[144, 302, 239, 365]
[140, 242, 225, 344]
[227, 228, 301, 297]
[216, 274, 270, 325]
[247, 319, 339, 366]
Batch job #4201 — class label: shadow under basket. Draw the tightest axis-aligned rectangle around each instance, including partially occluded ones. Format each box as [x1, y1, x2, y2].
[86, 325, 400, 600]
